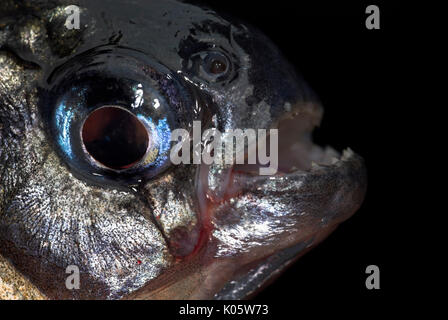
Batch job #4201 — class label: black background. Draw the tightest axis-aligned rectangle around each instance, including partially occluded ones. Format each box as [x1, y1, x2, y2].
[192, 0, 405, 304]
[1, 0, 408, 315]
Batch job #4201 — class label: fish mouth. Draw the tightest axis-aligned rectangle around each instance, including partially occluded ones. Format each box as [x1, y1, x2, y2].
[192, 102, 367, 299]
[199, 101, 367, 211]
[234, 102, 336, 175]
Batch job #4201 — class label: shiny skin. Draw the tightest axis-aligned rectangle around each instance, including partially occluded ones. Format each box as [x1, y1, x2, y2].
[0, 0, 367, 299]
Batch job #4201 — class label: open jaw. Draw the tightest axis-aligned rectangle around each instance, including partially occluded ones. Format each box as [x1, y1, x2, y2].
[212, 121, 367, 299]
[127, 104, 367, 299]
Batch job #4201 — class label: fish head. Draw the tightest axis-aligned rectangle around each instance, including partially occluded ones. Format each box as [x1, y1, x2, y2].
[0, 0, 367, 299]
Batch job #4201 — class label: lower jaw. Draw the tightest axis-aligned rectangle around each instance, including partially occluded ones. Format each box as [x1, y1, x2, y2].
[214, 222, 340, 300]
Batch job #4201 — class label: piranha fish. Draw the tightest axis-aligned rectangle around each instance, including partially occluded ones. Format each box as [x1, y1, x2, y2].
[0, 0, 367, 299]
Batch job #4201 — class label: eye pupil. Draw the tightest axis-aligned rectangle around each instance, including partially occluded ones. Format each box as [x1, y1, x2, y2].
[210, 59, 227, 74]
[81, 106, 149, 170]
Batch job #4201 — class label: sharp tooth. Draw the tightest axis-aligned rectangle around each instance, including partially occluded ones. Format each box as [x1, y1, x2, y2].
[311, 161, 320, 169]
[342, 148, 354, 160]
[324, 146, 339, 157]
[331, 157, 340, 164]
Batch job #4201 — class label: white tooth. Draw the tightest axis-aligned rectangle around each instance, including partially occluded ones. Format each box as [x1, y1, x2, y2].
[311, 161, 320, 169]
[325, 146, 339, 157]
[331, 157, 340, 164]
[342, 148, 354, 160]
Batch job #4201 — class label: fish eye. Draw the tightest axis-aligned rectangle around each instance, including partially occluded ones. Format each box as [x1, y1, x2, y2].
[47, 47, 195, 188]
[81, 106, 150, 170]
[203, 52, 229, 75]
[184, 49, 235, 83]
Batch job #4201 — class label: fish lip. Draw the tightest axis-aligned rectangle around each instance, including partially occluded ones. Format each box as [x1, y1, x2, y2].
[213, 223, 339, 300]
[233, 146, 365, 178]
[227, 146, 367, 225]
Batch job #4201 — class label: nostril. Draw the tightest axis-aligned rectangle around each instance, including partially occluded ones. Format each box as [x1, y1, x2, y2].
[81, 106, 149, 170]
